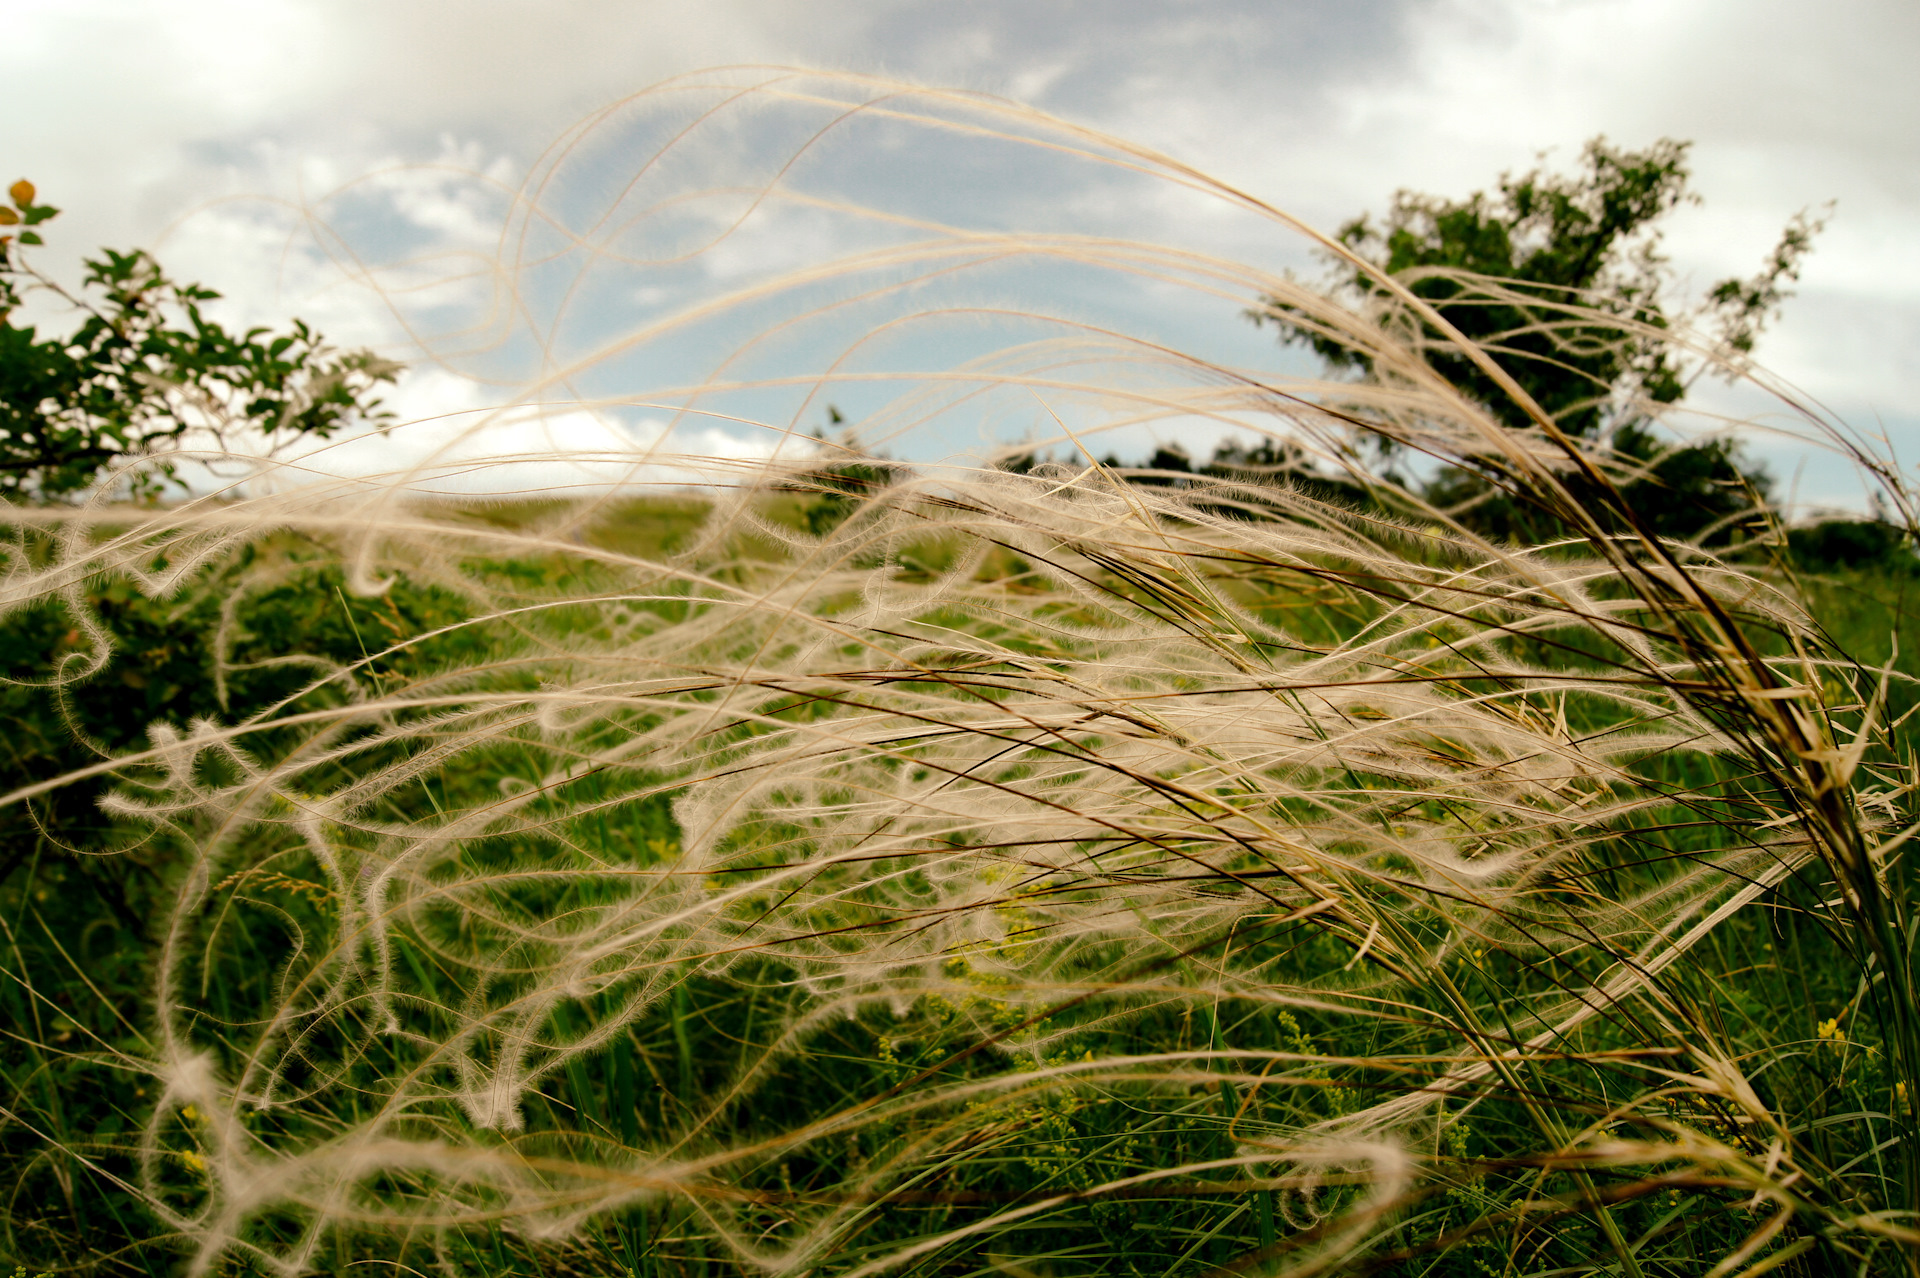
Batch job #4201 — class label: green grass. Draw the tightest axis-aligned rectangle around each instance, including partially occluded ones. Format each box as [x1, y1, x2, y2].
[0, 487, 1914, 1278]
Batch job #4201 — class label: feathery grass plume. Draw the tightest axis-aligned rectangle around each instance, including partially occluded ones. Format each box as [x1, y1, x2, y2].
[0, 69, 1914, 1277]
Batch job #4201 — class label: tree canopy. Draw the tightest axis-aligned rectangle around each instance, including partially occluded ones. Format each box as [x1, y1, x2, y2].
[1251, 138, 1826, 544]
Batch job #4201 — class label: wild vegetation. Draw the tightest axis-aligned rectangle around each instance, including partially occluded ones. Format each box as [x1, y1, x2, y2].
[0, 72, 1916, 1277]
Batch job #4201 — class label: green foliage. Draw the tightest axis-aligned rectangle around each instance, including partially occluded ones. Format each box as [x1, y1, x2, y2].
[1273, 138, 1696, 439]
[0, 535, 626, 1270]
[0, 180, 400, 500]
[0, 542, 475, 884]
[1421, 419, 1772, 547]
[794, 413, 902, 536]
[1252, 138, 1825, 545]
[0, 497, 1914, 1275]
[1788, 518, 1917, 573]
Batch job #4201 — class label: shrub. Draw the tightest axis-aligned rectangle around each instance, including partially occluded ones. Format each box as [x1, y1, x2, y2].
[0, 181, 398, 500]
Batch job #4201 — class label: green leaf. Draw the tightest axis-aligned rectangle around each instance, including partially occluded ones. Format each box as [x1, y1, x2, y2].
[0, 193, 403, 499]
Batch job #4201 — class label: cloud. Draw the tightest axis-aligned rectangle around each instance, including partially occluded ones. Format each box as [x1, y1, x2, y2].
[1325, 0, 1920, 410]
[9, 0, 1916, 496]
[169, 365, 803, 499]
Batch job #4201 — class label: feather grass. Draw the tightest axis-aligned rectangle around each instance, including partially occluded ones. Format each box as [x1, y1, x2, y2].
[0, 69, 1914, 1277]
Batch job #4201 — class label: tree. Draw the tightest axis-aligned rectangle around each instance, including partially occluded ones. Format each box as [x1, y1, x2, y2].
[1251, 138, 1825, 544]
[0, 179, 400, 500]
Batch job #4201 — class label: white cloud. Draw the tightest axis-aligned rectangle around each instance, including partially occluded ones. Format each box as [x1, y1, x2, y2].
[7, 0, 1916, 499]
[174, 366, 803, 499]
[1319, 0, 1920, 412]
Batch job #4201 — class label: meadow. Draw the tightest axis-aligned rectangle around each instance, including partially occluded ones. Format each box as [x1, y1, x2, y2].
[1, 73, 1917, 1278]
[2, 479, 1914, 1277]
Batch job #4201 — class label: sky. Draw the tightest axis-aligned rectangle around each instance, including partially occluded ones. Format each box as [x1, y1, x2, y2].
[4, 0, 1916, 507]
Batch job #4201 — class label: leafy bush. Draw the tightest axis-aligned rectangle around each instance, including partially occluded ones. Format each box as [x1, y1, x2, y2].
[1788, 518, 1917, 573]
[0, 181, 398, 500]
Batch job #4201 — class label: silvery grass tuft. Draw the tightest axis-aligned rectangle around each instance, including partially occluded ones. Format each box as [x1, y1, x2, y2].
[1, 70, 1914, 1277]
